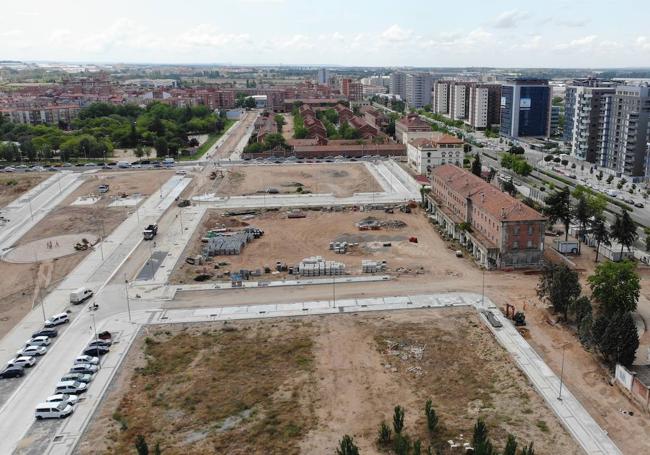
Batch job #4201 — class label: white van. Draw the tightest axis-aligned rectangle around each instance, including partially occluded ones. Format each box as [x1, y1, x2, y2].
[35, 401, 73, 420]
[117, 161, 131, 169]
[54, 380, 88, 395]
[69, 288, 93, 305]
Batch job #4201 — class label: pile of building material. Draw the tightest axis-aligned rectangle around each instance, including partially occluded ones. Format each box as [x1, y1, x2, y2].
[362, 260, 387, 273]
[203, 232, 253, 256]
[357, 219, 381, 231]
[297, 256, 345, 277]
[287, 209, 306, 219]
[329, 241, 348, 254]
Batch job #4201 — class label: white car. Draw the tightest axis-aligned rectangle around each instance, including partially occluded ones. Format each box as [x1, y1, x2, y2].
[69, 363, 98, 374]
[7, 356, 36, 368]
[175, 169, 187, 175]
[35, 402, 73, 420]
[74, 355, 99, 365]
[45, 393, 79, 406]
[17, 345, 47, 357]
[61, 372, 93, 383]
[44, 313, 69, 328]
[54, 380, 87, 395]
[26, 336, 51, 347]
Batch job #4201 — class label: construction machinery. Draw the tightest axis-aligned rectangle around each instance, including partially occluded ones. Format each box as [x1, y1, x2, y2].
[74, 238, 90, 251]
[504, 303, 526, 326]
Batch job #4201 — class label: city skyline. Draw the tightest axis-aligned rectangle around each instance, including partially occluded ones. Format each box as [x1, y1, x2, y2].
[1, 0, 650, 67]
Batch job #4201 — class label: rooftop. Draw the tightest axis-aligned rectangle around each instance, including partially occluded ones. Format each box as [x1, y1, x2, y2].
[409, 134, 463, 147]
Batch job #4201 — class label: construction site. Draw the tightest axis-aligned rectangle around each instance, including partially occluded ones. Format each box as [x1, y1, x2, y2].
[198, 163, 383, 197]
[170, 204, 454, 284]
[0, 170, 172, 337]
[77, 308, 580, 455]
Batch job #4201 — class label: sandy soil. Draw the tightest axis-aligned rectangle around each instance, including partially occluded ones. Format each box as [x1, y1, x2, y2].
[78, 309, 578, 455]
[211, 164, 382, 197]
[171, 207, 466, 284]
[0, 173, 51, 208]
[0, 171, 171, 337]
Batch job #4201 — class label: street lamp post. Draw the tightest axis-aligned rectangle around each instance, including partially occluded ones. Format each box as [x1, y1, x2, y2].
[124, 273, 132, 323]
[558, 345, 566, 401]
[332, 274, 336, 308]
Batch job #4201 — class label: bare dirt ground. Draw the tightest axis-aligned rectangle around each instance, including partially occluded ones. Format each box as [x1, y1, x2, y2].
[171, 207, 466, 284]
[281, 113, 294, 140]
[0, 173, 51, 208]
[209, 164, 382, 197]
[0, 171, 171, 337]
[78, 308, 578, 455]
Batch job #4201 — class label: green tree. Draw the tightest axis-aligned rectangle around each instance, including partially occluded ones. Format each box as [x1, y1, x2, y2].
[393, 405, 405, 434]
[571, 296, 593, 327]
[573, 195, 591, 253]
[588, 260, 640, 316]
[135, 435, 149, 455]
[336, 435, 359, 455]
[413, 440, 422, 455]
[424, 399, 438, 435]
[472, 419, 489, 448]
[537, 263, 581, 320]
[591, 214, 610, 262]
[154, 137, 168, 158]
[606, 174, 614, 185]
[393, 433, 411, 455]
[578, 312, 594, 346]
[544, 187, 572, 241]
[598, 311, 639, 367]
[471, 153, 482, 177]
[504, 434, 518, 455]
[520, 442, 535, 455]
[244, 97, 256, 110]
[378, 421, 392, 445]
[502, 179, 516, 196]
[153, 443, 161, 455]
[645, 227, 650, 252]
[610, 211, 638, 256]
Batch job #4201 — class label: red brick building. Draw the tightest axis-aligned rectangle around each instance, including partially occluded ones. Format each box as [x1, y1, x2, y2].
[426, 164, 546, 269]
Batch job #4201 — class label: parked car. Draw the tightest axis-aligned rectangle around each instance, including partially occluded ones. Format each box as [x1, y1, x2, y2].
[87, 339, 112, 348]
[61, 372, 93, 383]
[17, 345, 47, 357]
[4, 167, 15, 172]
[83, 346, 109, 357]
[175, 169, 187, 175]
[0, 366, 24, 379]
[635, 202, 645, 208]
[7, 356, 36, 368]
[44, 313, 69, 328]
[32, 328, 58, 338]
[69, 287, 93, 304]
[69, 363, 98, 374]
[54, 380, 88, 395]
[45, 394, 79, 406]
[74, 355, 99, 365]
[35, 402, 73, 420]
[97, 184, 109, 194]
[84, 162, 97, 167]
[26, 336, 51, 347]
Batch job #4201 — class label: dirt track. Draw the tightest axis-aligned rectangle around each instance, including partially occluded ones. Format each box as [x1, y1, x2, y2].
[0, 173, 51, 208]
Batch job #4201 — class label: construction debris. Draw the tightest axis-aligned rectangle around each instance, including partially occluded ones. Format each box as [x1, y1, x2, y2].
[297, 256, 345, 276]
[203, 227, 263, 256]
[287, 209, 306, 219]
[329, 241, 349, 254]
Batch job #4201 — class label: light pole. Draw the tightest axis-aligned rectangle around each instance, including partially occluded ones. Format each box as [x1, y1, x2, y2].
[124, 273, 132, 323]
[481, 266, 485, 308]
[558, 345, 566, 401]
[28, 197, 34, 221]
[179, 207, 184, 234]
[332, 274, 336, 308]
[34, 249, 46, 321]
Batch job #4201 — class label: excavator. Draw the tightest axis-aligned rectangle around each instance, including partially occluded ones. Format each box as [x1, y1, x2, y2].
[504, 303, 528, 336]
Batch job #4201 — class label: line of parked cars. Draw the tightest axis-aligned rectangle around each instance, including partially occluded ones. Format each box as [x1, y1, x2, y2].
[0, 313, 70, 380]
[35, 332, 112, 420]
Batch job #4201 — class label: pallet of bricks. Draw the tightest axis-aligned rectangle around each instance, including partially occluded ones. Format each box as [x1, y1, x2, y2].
[297, 256, 345, 277]
[362, 260, 387, 273]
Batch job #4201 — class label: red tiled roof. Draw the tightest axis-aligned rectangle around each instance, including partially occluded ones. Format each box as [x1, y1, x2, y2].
[409, 133, 463, 147]
[431, 165, 545, 222]
[397, 114, 430, 130]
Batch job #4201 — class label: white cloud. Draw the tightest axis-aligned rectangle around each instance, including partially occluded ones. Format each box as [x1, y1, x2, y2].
[492, 10, 529, 29]
[636, 36, 650, 51]
[178, 24, 251, 49]
[554, 34, 597, 50]
[380, 25, 413, 42]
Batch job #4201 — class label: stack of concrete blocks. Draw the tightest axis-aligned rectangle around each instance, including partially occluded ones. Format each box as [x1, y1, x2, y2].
[362, 260, 387, 273]
[298, 256, 345, 277]
[329, 241, 348, 254]
[203, 231, 255, 256]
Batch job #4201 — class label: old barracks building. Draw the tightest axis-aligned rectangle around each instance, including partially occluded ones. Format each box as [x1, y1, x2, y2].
[426, 164, 546, 269]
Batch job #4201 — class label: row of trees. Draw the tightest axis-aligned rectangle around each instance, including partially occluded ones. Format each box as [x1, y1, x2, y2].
[0, 102, 228, 161]
[500, 153, 532, 176]
[337, 402, 535, 455]
[538, 260, 640, 367]
[544, 186, 637, 260]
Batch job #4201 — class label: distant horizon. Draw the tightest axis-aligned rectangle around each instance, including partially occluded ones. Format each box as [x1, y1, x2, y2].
[1, 0, 649, 67]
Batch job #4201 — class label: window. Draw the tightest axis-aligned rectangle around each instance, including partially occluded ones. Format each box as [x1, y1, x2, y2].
[528, 225, 533, 235]
[514, 226, 520, 235]
[513, 241, 519, 250]
[527, 240, 533, 249]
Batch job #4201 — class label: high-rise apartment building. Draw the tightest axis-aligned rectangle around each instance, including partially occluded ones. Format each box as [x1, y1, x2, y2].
[340, 78, 363, 101]
[389, 72, 406, 100]
[405, 73, 433, 109]
[500, 79, 551, 138]
[317, 68, 330, 85]
[563, 78, 617, 164]
[605, 85, 650, 177]
[434, 80, 500, 129]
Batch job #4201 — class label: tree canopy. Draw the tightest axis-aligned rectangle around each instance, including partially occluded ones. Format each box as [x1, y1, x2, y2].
[588, 260, 640, 316]
[543, 187, 572, 241]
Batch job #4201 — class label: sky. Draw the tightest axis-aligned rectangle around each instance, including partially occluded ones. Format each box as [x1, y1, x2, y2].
[1, 0, 649, 68]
